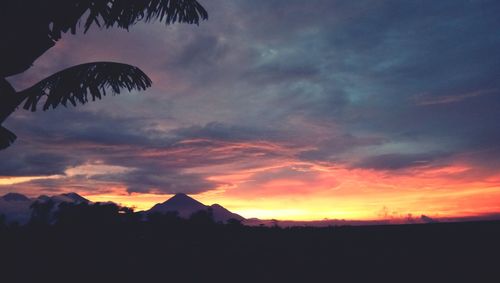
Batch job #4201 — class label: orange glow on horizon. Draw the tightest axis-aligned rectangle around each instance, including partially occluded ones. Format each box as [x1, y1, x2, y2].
[0, 175, 62, 186]
[3, 141, 499, 222]
[79, 162, 500, 222]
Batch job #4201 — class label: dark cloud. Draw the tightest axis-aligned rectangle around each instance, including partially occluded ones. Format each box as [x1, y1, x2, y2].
[16, 177, 90, 194]
[0, 150, 78, 177]
[298, 134, 387, 163]
[2, 111, 297, 194]
[94, 169, 221, 195]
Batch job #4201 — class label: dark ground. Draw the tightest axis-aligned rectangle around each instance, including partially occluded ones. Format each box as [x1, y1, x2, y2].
[1, 203, 499, 283]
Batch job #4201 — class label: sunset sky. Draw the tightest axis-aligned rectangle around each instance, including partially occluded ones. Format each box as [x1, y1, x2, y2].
[2, 0, 500, 221]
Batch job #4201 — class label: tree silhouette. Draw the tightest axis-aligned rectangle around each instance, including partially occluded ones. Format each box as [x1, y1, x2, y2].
[0, 214, 6, 230]
[189, 208, 215, 227]
[55, 201, 138, 227]
[29, 199, 55, 225]
[0, 0, 208, 149]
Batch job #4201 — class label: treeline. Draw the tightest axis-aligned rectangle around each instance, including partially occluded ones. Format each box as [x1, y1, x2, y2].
[0, 202, 499, 283]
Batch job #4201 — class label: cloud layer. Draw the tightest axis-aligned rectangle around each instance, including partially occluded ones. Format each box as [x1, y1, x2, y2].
[2, 0, 500, 220]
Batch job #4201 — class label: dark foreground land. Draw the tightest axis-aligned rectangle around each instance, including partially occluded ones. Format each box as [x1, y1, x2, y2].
[1, 203, 499, 283]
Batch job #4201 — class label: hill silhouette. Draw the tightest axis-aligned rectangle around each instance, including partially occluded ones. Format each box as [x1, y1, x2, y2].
[1, 192, 30, 202]
[149, 193, 207, 217]
[148, 193, 244, 223]
[0, 192, 89, 224]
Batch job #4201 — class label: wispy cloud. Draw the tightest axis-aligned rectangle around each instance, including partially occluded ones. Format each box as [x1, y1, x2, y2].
[414, 89, 497, 106]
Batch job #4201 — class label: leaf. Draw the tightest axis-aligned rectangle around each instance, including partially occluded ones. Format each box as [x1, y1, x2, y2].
[19, 62, 153, 112]
[48, 0, 208, 38]
[0, 126, 17, 150]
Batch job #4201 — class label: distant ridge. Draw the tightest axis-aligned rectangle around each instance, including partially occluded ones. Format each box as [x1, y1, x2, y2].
[1, 192, 245, 224]
[59, 192, 90, 203]
[1, 192, 30, 202]
[36, 192, 89, 204]
[149, 193, 207, 218]
[210, 203, 245, 222]
[149, 193, 245, 223]
[0, 192, 90, 224]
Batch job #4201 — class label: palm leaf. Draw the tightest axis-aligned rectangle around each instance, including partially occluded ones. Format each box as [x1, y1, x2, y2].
[47, 0, 208, 39]
[19, 62, 152, 112]
[103, 0, 209, 29]
[0, 126, 16, 150]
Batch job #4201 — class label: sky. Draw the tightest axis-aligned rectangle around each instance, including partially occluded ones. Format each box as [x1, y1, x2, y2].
[2, 0, 500, 221]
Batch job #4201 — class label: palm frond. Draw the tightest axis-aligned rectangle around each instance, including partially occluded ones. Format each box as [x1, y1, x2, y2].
[103, 0, 209, 29]
[19, 62, 152, 112]
[0, 126, 16, 150]
[47, 0, 208, 39]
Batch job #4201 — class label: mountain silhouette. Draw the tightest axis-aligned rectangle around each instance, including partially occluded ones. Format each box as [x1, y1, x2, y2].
[149, 193, 244, 222]
[59, 192, 89, 203]
[149, 193, 207, 217]
[0, 193, 32, 223]
[0, 192, 89, 224]
[0, 192, 245, 224]
[1, 192, 30, 202]
[210, 203, 245, 222]
[36, 192, 89, 204]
